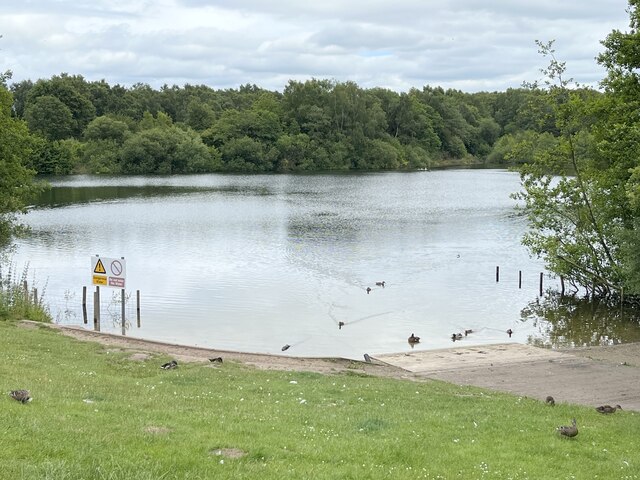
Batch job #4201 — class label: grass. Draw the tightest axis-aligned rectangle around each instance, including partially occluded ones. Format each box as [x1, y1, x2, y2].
[1, 320, 638, 480]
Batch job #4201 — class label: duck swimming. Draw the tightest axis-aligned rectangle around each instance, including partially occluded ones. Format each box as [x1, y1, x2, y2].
[506, 329, 513, 338]
[375, 281, 386, 287]
[408, 333, 420, 344]
[451, 333, 463, 341]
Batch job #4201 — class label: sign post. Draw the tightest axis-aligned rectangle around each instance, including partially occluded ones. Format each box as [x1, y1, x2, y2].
[91, 255, 128, 334]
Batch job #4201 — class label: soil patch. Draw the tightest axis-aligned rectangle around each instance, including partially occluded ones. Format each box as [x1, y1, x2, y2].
[210, 448, 245, 459]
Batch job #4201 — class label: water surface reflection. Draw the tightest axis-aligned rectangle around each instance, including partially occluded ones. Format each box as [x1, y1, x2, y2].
[12, 170, 640, 358]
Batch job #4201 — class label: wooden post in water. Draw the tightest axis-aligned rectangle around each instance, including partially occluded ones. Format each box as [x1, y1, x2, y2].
[121, 289, 126, 335]
[496, 266, 500, 282]
[136, 290, 141, 328]
[539, 272, 544, 297]
[518, 271, 522, 289]
[93, 286, 101, 332]
[560, 277, 565, 297]
[82, 286, 88, 324]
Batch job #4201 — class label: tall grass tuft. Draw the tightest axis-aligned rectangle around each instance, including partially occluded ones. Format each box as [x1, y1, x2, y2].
[0, 259, 51, 322]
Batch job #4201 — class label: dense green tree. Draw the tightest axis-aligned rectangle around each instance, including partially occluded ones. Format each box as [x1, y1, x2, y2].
[28, 137, 81, 175]
[26, 74, 96, 137]
[220, 136, 269, 172]
[0, 84, 41, 244]
[120, 124, 215, 174]
[24, 95, 74, 140]
[9, 79, 33, 118]
[84, 116, 131, 143]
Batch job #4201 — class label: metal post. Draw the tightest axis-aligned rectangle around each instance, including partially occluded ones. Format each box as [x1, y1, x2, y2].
[93, 286, 100, 332]
[136, 290, 141, 328]
[518, 271, 522, 289]
[121, 289, 126, 335]
[82, 286, 88, 324]
[539, 272, 544, 297]
[495, 266, 500, 282]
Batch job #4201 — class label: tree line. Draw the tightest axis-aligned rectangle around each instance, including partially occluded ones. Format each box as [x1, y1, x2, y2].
[6, 74, 572, 175]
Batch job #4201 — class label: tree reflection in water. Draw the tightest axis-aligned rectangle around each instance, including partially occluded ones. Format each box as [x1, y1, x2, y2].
[521, 293, 640, 348]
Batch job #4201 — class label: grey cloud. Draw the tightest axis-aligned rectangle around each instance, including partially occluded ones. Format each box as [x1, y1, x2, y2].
[0, 0, 631, 92]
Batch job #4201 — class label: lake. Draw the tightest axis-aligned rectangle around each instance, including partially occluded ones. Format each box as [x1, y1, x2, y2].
[10, 169, 640, 358]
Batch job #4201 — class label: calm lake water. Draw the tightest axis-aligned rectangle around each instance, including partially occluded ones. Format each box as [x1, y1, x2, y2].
[10, 169, 640, 358]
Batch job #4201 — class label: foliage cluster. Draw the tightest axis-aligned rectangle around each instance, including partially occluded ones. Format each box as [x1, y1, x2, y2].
[1, 321, 638, 479]
[0, 259, 50, 322]
[8, 75, 563, 175]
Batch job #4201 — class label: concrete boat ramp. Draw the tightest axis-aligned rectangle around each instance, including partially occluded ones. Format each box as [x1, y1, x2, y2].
[374, 343, 640, 411]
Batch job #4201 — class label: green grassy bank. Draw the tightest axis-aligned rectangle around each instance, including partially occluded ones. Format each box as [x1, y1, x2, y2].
[1, 320, 637, 480]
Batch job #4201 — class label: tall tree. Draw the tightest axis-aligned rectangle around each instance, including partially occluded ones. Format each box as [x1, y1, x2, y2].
[598, 0, 640, 294]
[0, 84, 41, 244]
[516, 40, 626, 298]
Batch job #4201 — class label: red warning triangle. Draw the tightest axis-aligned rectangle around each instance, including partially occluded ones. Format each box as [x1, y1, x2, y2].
[94, 259, 106, 274]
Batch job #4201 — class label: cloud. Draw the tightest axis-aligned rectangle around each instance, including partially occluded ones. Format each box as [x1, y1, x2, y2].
[0, 0, 631, 92]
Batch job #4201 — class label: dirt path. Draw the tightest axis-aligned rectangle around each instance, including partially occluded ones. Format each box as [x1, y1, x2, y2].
[38, 322, 640, 411]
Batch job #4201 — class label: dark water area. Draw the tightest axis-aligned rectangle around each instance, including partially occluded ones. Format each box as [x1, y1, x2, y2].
[10, 170, 640, 358]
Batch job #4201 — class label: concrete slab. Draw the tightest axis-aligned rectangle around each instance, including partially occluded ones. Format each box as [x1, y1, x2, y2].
[374, 343, 640, 411]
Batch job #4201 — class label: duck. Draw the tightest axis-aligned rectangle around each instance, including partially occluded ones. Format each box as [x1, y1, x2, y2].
[209, 357, 223, 363]
[281, 344, 291, 351]
[9, 390, 32, 404]
[408, 333, 420, 344]
[338, 321, 345, 330]
[366, 287, 372, 294]
[595, 404, 622, 414]
[545, 395, 555, 406]
[557, 418, 578, 438]
[375, 281, 386, 287]
[451, 333, 463, 341]
[464, 329, 473, 336]
[160, 360, 178, 370]
[506, 328, 513, 338]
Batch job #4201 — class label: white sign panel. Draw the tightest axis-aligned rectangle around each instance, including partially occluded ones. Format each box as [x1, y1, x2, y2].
[91, 256, 126, 289]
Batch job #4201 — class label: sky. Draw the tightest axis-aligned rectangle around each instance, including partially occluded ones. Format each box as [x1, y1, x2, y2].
[0, 0, 632, 93]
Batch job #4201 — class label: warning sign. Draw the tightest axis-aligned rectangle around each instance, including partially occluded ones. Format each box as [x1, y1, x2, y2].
[94, 259, 106, 274]
[91, 256, 126, 289]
